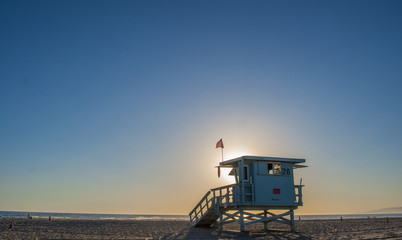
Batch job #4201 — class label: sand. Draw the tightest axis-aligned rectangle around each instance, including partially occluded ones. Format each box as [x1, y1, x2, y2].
[1, 217, 401, 239]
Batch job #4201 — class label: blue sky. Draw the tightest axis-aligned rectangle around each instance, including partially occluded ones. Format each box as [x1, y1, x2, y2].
[1, 0, 401, 214]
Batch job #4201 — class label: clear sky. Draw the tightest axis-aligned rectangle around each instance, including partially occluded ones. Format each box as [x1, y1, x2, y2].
[1, 0, 401, 215]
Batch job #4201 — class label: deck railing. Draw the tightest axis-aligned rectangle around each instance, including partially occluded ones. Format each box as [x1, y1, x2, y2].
[294, 185, 304, 206]
[190, 183, 304, 225]
[210, 184, 237, 207]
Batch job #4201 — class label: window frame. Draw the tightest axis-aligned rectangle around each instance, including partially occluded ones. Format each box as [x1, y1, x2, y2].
[266, 162, 283, 175]
[268, 163, 274, 174]
[243, 165, 249, 182]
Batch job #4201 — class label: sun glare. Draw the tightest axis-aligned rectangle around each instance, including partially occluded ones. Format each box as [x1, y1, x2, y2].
[219, 167, 235, 184]
[215, 150, 254, 184]
[224, 151, 253, 161]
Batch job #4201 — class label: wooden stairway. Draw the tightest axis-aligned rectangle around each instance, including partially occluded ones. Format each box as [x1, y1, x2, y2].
[194, 206, 219, 227]
[189, 184, 236, 228]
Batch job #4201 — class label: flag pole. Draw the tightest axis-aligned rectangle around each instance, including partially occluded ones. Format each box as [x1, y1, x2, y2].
[221, 147, 223, 162]
[216, 138, 224, 162]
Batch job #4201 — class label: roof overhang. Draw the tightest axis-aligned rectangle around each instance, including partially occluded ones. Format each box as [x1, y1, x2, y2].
[293, 164, 308, 169]
[219, 155, 306, 167]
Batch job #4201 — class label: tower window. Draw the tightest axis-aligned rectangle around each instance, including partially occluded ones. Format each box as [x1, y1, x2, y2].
[243, 165, 249, 181]
[268, 163, 282, 175]
[274, 164, 282, 174]
[268, 163, 273, 174]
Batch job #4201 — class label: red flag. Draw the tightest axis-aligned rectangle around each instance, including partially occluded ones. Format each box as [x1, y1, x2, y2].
[216, 138, 224, 148]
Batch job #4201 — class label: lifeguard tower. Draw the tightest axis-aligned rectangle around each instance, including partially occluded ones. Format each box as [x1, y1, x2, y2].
[189, 156, 307, 231]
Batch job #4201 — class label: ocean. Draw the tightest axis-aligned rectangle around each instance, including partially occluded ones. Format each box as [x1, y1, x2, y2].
[0, 211, 188, 220]
[1, 211, 401, 221]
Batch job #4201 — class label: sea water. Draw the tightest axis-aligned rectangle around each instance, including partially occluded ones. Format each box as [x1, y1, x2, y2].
[0, 211, 188, 220]
[1, 211, 401, 220]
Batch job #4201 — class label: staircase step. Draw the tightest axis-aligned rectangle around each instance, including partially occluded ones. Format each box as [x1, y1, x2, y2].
[193, 207, 219, 228]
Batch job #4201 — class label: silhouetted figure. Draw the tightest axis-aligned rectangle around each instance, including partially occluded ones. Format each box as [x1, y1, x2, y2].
[9, 221, 13, 229]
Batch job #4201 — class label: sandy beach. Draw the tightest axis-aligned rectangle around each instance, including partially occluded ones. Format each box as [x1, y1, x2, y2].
[1, 217, 401, 239]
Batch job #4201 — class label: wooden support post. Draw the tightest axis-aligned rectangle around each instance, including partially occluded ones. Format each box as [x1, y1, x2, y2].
[240, 208, 245, 232]
[290, 210, 295, 232]
[219, 210, 223, 230]
[264, 210, 268, 231]
[240, 158, 245, 204]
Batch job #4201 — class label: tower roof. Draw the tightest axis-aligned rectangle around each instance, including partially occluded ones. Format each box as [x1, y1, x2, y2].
[219, 155, 306, 167]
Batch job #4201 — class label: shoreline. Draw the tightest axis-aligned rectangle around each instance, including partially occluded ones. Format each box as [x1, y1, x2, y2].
[1, 217, 401, 239]
[2, 211, 402, 221]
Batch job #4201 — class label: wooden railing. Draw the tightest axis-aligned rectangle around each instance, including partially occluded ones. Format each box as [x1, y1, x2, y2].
[189, 191, 213, 224]
[189, 184, 237, 225]
[294, 185, 304, 206]
[210, 184, 237, 207]
[190, 183, 304, 225]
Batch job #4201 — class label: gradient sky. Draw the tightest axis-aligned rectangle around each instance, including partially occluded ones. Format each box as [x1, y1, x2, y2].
[1, 0, 401, 215]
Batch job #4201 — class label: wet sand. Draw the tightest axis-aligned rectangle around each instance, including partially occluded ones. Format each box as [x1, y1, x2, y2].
[1, 217, 401, 239]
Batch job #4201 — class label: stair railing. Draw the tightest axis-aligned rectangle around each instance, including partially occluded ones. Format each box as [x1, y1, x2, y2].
[189, 191, 213, 225]
[189, 184, 238, 226]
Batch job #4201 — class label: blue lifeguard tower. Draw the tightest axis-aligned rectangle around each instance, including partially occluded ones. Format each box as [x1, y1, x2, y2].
[189, 156, 307, 231]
